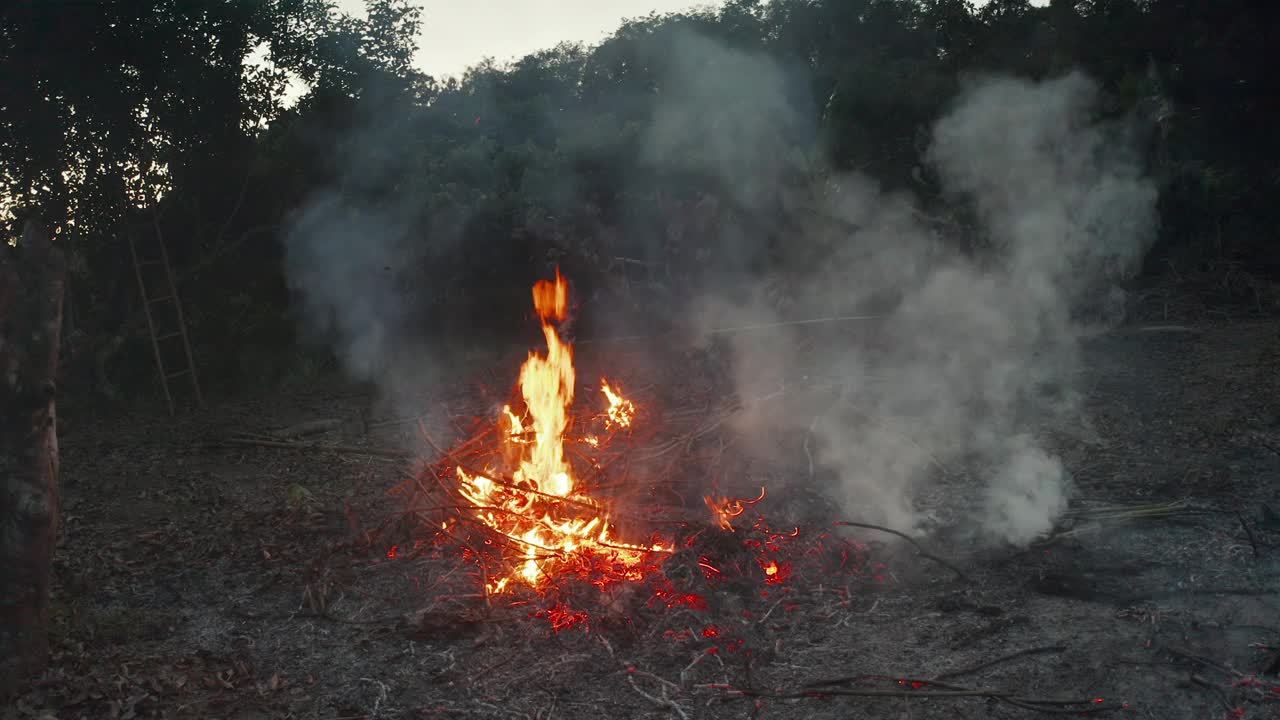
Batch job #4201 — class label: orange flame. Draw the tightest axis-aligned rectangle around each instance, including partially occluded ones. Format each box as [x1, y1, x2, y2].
[455, 270, 669, 593]
[601, 380, 635, 429]
[531, 268, 568, 321]
[704, 486, 766, 532]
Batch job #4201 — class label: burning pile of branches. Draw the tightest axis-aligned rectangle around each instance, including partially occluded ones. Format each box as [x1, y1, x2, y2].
[402, 270, 678, 613]
[331, 270, 1136, 717]
[396, 270, 878, 631]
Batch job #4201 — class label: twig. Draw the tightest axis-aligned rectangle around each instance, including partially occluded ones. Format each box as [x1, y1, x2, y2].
[931, 645, 1067, 681]
[223, 436, 409, 459]
[1168, 647, 1241, 678]
[712, 679, 1125, 715]
[1186, 674, 1234, 712]
[834, 521, 969, 582]
[274, 418, 342, 439]
[628, 676, 690, 720]
[1235, 510, 1260, 558]
[600, 637, 690, 719]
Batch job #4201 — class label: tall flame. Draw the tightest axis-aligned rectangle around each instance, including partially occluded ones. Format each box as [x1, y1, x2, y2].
[455, 269, 667, 594]
[516, 269, 574, 496]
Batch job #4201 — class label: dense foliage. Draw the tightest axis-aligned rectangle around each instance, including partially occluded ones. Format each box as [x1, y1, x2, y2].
[1, 0, 1276, 398]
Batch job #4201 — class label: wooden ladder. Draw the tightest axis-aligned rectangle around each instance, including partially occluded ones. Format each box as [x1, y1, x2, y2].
[128, 223, 204, 415]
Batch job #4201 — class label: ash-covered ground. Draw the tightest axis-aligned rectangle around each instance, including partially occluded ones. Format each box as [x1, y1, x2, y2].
[12, 319, 1280, 720]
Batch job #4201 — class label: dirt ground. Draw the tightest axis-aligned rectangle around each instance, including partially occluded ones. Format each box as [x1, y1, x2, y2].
[7, 318, 1280, 720]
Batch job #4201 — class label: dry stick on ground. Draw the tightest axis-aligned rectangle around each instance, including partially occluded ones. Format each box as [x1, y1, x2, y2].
[1234, 510, 1260, 558]
[223, 436, 410, 459]
[710, 681, 1125, 715]
[600, 637, 691, 720]
[929, 645, 1068, 681]
[1186, 674, 1235, 714]
[273, 418, 343, 439]
[833, 521, 969, 582]
[1167, 647, 1241, 678]
[804, 646, 1070, 689]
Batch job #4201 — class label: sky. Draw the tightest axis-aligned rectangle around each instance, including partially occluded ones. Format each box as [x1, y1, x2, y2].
[337, 0, 713, 79]
[339, 1, 1043, 80]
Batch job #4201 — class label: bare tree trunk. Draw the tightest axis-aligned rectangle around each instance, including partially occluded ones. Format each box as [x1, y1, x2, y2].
[0, 219, 66, 698]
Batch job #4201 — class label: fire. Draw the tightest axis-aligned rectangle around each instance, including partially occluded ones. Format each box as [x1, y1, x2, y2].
[503, 405, 524, 437]
[601, 380, 635, 429]
[704, 487, 766, 532]
[454, 269, 669, 594]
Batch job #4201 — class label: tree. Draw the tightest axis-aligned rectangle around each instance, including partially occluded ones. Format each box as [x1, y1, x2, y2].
[0, 0, 427, 391]
[0, 219, 66, 696]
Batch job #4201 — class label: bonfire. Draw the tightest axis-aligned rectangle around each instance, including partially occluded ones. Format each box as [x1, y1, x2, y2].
[446, 268, 671, 595]
[411, 269, 832, 613]
[374, 270, 1136, 717]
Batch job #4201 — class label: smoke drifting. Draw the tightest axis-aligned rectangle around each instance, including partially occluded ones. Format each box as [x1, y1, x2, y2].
[285, 191, 412, 381]
[281, 26, 1158, 547]
[640, 31, 1157, 545]
[281, 97, 463, 418]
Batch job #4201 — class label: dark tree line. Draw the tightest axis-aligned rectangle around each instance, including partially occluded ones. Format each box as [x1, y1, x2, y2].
[1, 0, 1277, 397]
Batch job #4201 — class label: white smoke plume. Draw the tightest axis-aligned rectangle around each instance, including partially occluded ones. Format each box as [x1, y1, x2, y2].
[643, 30, 1158, 545]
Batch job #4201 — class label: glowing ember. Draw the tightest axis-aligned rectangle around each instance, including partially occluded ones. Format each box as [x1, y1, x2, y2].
[453, 269, 670, 594]
[704, 487, 766, 532]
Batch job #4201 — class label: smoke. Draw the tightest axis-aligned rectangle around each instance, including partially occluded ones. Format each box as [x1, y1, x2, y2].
[640, 30, 1157, 545]
[285, 191, 411, 381]
[639, 27, 812, 216]
[281, 24, 1159, 546]
[281, 91, 466, 421]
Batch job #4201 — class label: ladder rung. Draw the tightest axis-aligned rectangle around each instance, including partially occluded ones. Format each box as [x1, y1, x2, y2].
[165, 369, 192, 380]
[148, 295, 174, 304]
[157, 331, 183, 341]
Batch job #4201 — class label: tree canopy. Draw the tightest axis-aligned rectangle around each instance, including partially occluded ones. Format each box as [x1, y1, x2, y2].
[1, 0, 1276, 397]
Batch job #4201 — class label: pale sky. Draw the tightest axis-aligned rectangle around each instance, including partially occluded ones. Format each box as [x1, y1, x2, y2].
[337, 1, 1041, 80]
[337, 0, 713, 79]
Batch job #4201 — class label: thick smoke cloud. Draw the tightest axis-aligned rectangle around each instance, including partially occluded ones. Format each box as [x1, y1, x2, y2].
[642, 31, 1158, 545]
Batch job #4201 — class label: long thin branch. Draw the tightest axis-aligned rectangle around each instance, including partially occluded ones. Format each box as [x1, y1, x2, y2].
[833, 521, 969, 582]
[803, 646, 1070, 689]
[931, 644, 1068, 681]
[710, 681, 1125, 715]
[223, 436, 409, 459]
